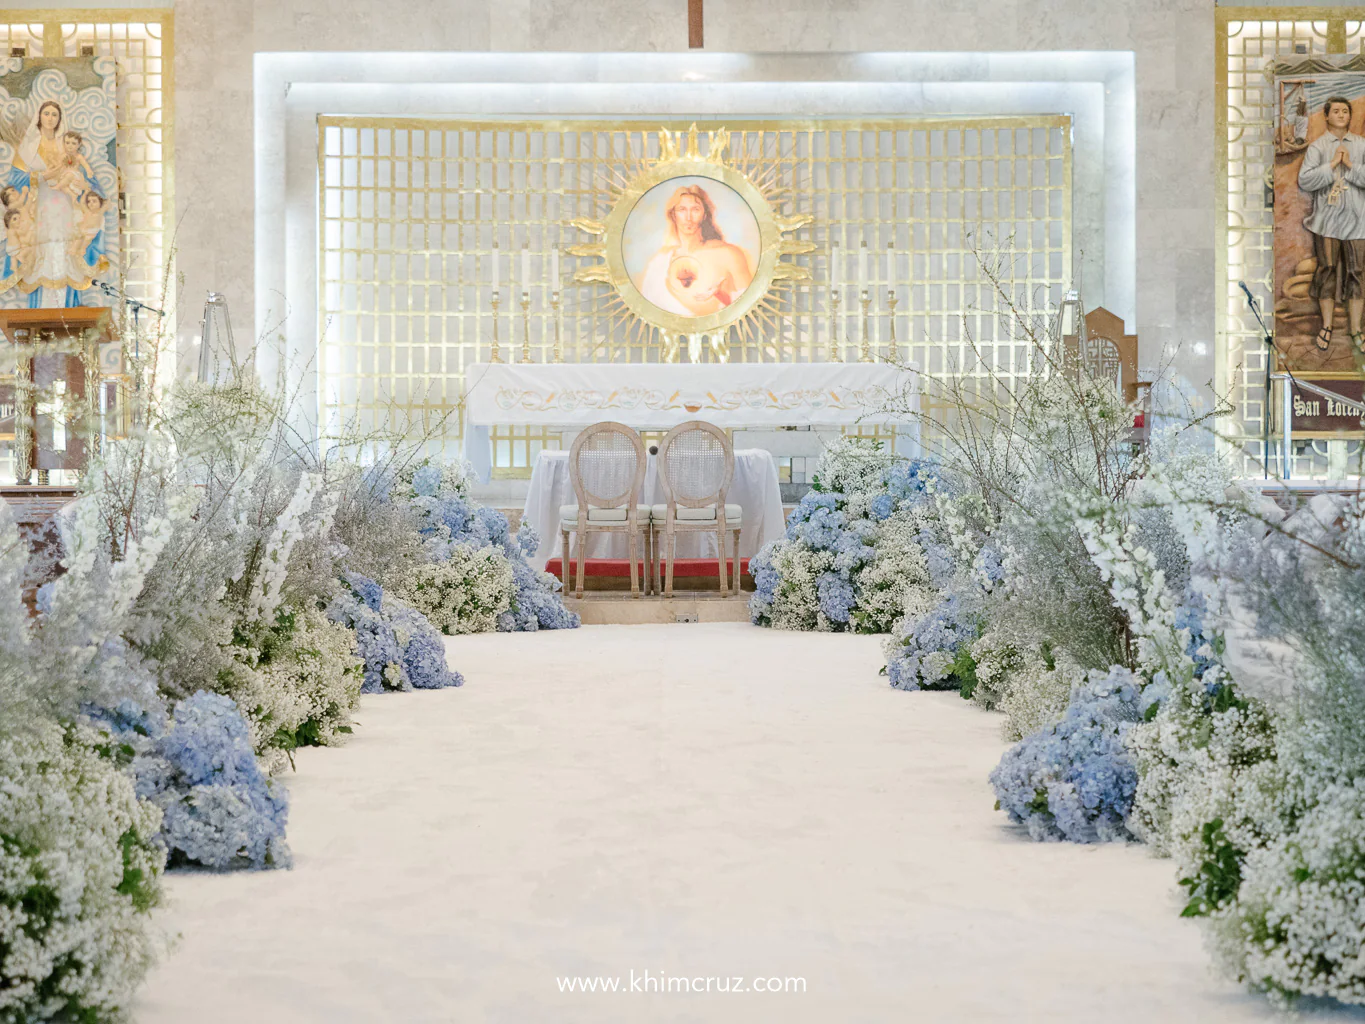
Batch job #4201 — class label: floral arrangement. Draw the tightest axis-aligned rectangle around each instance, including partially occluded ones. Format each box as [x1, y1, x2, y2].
[0, 720, 164, 1023]
[91, 693, 292, 871]
[990, 666, 1156, 843]
[388, 461, 579, 634]
[750, 438, 937, 633]
[328, 572, 464, 691]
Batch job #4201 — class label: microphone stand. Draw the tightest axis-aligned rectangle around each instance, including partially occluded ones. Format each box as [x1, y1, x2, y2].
[1239, 281, 1290, 480]
[91, 281, 165, 389]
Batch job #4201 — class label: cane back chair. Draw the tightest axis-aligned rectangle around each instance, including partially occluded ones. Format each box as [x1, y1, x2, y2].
[652, 420, 742, 598]
[561, 422, 649, 598]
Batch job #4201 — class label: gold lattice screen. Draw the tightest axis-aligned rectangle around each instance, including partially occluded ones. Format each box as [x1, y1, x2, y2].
[1219, 9, 1365, 479]
[318, 116, 1071, 473]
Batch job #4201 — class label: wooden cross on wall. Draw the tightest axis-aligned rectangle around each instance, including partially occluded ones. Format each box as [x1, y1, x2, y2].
[689, 0, 703, 48]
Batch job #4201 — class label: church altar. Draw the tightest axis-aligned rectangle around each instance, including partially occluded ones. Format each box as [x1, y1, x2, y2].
[461, 362, 918, 478]
[463, 361, 917, 429]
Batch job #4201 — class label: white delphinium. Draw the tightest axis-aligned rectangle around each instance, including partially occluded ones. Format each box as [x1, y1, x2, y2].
[0, 721, 164, 1022]
[246, 472, 324, 626]
[392, 545, 516, 635]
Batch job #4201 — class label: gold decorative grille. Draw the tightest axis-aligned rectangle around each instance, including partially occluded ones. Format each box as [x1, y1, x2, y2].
[318, 116, 1070, 472]
[1218, 9, 1365, 479]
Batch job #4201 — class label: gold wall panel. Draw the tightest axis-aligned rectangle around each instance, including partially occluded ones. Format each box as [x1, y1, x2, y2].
[317, 116, 1071, 473]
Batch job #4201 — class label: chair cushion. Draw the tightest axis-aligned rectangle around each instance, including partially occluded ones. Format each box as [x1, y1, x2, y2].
[650, 503, 742, 524]
[559, 504, 649, 526]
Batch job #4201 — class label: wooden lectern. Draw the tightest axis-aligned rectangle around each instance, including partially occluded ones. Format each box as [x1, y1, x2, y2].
[0, 307, 116, 485]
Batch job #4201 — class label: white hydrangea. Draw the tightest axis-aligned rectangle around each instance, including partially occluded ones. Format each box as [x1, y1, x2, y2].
[0, 721, 164, 1022]
[391, 546, 515, 635]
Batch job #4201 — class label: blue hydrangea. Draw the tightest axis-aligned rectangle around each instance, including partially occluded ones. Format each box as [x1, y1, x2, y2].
[832, 530, 876, 576]
[344, 571, 383, 613]
[328, 573, 465, 690]
[886, 595, 979, 690]
[882, 459, 941, 506]
[388, 604, 464, 688]
[868, 493, 895, 521]
[974, 542, 1005, 588]
[501, 559, 581, 631]
[989, 666, 1145, 843]
[411, 463, 443, 497]
[785, 492, 847, 550]
[817, 572, 855, 623]
[748, 542, 781, 625]
[516, 517, 540, 558]
[94, 692, 292, 870]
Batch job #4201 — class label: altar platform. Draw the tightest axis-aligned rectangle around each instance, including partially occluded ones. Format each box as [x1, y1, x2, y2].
[563, 593, 751, 625]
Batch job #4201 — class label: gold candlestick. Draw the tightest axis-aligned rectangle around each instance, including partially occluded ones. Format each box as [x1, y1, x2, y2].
[886, 288, 899, 364]
[829, 288, 843, 362]
[550, 290, 563, 362]
[519, 290, 532, 363]
[489, 290, 502, 363]
[859, 288, 873, 362]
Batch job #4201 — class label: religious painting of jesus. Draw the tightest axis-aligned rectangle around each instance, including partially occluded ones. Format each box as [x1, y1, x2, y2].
[622, 175, 761, 319]
[1272, 62, 1365, 374]
[0, 56, 117, 309]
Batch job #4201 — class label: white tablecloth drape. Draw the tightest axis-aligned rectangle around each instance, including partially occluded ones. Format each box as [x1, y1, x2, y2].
[521, 449, 785, 571]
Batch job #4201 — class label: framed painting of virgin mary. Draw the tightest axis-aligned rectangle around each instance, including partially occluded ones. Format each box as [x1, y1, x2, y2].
[0, 57, 117, 309]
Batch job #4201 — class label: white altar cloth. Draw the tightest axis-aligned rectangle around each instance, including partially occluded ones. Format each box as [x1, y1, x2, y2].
[464, 361, 916, 430]
[522, 449, 785, 571]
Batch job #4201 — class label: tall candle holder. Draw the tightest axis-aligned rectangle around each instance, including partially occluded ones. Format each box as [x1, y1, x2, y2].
[886, 287, 899, 364]
[519, 290, 533, 363]
[828, 288, 843, 362]
[489, 290, 503, 362]
[550, 290, 563, 362]
[859, 287, 873, 362]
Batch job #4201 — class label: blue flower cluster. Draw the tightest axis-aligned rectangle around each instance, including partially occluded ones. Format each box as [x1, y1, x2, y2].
[882, 459, 940, 504]
[785, 491, 846, 548]
[328, 573, 465, 692]
[407, 478, 579, 633]
[93, 693, 292, 870]
[989, 666, 1161, 843]
[817, 572, 856, 623]
[499, 559, 582, 631]
[886, 595, 980, 690]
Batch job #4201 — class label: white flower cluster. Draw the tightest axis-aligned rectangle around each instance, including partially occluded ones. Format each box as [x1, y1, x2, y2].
[391, 546, 515, 635]
[220, 607, 364, 774]
[0, 721, 164, 1022]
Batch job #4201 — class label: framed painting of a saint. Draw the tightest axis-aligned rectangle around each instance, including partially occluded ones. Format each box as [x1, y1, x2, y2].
[1272, 60, 1365, 375]
[0, 57, 117, 309]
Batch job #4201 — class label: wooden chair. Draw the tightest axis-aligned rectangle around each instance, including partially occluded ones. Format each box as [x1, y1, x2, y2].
[652, 420, 742, 598]
[560, 422, 649, 599]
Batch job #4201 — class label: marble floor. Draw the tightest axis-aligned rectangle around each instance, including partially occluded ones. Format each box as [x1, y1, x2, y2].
[133, 624, 1341, 1023]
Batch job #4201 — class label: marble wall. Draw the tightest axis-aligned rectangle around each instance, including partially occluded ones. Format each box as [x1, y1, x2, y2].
[172, 0, 1214, 385]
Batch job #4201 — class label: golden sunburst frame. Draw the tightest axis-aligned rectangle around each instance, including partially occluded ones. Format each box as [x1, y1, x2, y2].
[569, 124, 814, 358]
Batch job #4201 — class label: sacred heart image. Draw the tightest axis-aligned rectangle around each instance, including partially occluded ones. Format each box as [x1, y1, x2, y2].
[622, 174, 761, 320]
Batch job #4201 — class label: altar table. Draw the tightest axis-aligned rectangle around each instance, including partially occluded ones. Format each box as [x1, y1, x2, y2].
[521, 449, 785, 571]
[462, 361, 918, 480]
